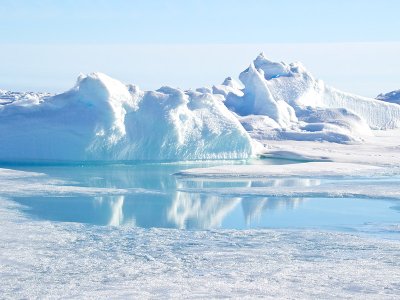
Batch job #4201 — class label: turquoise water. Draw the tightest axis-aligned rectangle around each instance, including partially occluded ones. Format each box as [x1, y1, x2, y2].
[5, 161, 400, 232]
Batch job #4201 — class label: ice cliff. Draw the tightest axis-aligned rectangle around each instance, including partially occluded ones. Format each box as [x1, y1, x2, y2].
[1, 53, 400, 161]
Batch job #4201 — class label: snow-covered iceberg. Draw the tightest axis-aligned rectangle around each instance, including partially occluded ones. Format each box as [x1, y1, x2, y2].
[0, 73, 254, 161]
[222, 53, 400, 142]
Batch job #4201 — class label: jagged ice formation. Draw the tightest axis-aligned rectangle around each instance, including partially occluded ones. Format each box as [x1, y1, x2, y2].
[1, 53, 400, 161]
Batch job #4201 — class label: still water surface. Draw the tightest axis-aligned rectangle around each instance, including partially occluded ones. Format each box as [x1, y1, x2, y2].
[6, 161, 400, 232]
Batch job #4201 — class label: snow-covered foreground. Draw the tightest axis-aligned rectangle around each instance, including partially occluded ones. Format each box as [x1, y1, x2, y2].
[1, 198, 400, 299]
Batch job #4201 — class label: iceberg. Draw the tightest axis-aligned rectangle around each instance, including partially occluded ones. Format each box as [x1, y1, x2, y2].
[0, 73, 254, 161]
[1, 52, 400, 161]
[223, 53, 400, 142]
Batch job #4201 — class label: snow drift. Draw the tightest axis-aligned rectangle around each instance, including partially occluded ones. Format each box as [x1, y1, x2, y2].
[0, 73, 253, 161]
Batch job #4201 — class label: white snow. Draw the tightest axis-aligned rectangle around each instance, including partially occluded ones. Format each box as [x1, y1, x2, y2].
[0, 89, 52, 106]
[258, 128, 400, 168]
[124, 87, 253, 160]
[224, 53, 400, 142]
[230, 61, 298, 127]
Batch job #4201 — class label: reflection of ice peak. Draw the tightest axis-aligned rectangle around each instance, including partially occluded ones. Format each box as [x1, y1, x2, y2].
[242, 198, 268, 225]
[168, 191, 240, 229]
[242, 197, 306, 225]
[242, 178, 320, 224]
[108, 195, 125, 226]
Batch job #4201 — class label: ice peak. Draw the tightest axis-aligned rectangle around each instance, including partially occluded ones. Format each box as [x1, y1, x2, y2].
[222, 77, 243, 90]
[223, 76, 233, 82]
[72, 72, 134, 107]
[256, 51, 269, 60]
[252, 54, 291, 80]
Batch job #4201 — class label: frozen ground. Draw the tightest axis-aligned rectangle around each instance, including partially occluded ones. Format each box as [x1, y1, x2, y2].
[1, 198, 400, 299]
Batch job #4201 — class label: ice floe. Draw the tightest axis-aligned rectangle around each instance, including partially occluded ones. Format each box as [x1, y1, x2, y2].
[0, 73, 254, 161]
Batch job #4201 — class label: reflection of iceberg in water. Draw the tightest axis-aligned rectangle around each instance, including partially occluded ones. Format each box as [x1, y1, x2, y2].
[242, 179, 321, 225]
[93, 195, 128, 226]
[168, 191, 241, 229]
[13, 164, 322, 229]
[108, 196, 125, 226]
[166, 178, 321, 229]
[250, 178, 320, 188]
[241, 197, 304, 225]
[86, 178, 321, 228]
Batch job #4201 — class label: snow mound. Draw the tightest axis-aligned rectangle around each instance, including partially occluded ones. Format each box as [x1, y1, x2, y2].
[222, 53, 400, 142]
[376, 89, 400, 105]
[0, 73, 254, 161]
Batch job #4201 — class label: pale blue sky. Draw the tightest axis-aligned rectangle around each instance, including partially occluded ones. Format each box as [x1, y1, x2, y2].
[1, 0, 399, 96]
[2, 0, 400, 43]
